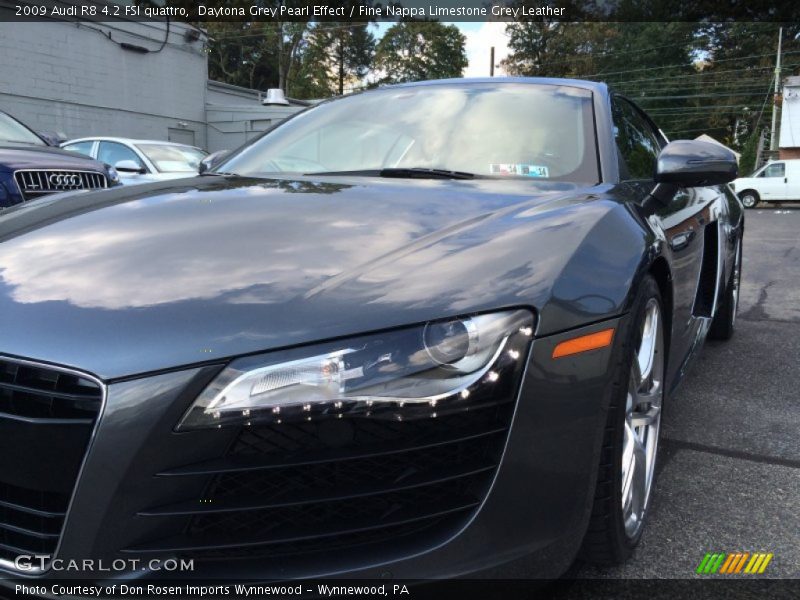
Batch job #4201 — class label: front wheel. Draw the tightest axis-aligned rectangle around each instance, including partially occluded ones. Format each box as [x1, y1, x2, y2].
[709, 238, 742, 340]
[739, 190, 759, 209]
[581, 275, 665, 564]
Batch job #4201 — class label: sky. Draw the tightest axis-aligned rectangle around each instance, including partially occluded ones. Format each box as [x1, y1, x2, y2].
[373, 21, 511, 78]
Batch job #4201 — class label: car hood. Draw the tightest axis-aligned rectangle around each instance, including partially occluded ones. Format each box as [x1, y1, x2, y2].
[0, 175, 627, 380]
[119, 172, 199, 185]
[0, 143, 107, 172]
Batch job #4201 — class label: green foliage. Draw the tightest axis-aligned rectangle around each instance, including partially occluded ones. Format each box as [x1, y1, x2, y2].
[205, 13, 800, 136]
[738, 129, 760, 176]
[291, 22, 375, 97]
[374, 21, 468, 84]
[502, 21, 800, 144]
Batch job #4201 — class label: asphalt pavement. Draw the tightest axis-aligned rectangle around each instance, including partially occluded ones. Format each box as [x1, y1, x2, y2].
[572, 206, 800, 579]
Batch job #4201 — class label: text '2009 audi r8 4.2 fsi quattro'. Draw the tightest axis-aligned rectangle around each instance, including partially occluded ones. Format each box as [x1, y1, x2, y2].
[0, 78, 742, 582]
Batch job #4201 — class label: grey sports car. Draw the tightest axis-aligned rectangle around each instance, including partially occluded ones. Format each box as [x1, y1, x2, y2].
[0, 78, 741, 582]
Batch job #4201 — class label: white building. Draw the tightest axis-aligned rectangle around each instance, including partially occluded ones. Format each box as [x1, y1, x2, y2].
[0, 1, 306, 152]
[779, 75, 800, 160]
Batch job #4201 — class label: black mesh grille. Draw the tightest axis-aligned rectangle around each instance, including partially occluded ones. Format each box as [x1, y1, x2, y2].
[0, 361, 102, 421]
[129, 331, 529, 569]
[181, 402, 514, 560]
[0, 358, 103, 566]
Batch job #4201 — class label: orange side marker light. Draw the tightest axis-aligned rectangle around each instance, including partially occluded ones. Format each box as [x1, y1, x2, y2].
[552, 328, 615, 359]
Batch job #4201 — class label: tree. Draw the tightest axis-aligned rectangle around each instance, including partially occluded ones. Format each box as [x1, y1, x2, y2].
[202, 1, 309, 93]
[293, 22, 376, 97]
[374, 21, 467, 84]
[206, 22, 277, 91]
[693, 23, 800, 150]
[501, 22, 615, 78]
[738, 128, 761, 175]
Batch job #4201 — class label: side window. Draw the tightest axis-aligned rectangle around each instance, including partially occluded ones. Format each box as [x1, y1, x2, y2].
[63, 141, 94, 157]
[97, 142, 145, 170]
[611, 97, 663, 180]
[762, 163, 785, 178]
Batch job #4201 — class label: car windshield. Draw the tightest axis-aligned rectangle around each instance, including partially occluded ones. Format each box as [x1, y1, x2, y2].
[219, 83, 600, 183]
[136, 144, 207, 173]
[0, 112, 45, 145]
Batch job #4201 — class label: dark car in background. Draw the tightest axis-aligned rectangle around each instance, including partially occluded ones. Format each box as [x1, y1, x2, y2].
[0, 110, 117, 208]
[0, 78, 742, 583]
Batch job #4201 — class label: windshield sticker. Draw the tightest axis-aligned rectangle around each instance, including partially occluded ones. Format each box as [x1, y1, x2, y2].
[490, 164, 549, 178]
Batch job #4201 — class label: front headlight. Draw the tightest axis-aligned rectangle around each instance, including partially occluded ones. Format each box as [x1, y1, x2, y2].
[177, 309, 534, 431]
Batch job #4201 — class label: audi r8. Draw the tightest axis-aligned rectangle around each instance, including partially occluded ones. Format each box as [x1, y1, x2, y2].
[0, 78, 742, 582]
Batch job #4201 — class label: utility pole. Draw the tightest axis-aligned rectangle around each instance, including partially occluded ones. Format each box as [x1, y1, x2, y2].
[770, 27, 783, 151]
[490, 46, 495, 77]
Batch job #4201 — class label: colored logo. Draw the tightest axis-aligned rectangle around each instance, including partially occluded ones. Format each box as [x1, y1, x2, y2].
[696, 552, 773, 575]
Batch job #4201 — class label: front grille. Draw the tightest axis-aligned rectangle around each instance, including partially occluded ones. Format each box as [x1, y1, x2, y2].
[131, 401, 515, 563]
[126, 330, 529, 571]
[13, 170, 107, 201]
[0, 358, 103, 569]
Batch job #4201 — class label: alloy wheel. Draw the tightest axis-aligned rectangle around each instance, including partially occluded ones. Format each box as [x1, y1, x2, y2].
[731, 242, 742, 328]
[621, 298, 664, 538]
[741, 193, 757, 208]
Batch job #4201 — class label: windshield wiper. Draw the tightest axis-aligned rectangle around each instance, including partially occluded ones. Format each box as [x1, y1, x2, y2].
[305, 168, 478, 180]
[379, 168, 477, 179]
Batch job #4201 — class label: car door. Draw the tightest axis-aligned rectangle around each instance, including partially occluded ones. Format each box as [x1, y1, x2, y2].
[97, 141, 148, 180]
[755, 162, 787, 200]
[786, 161, 800, 200]
[612, 96, 718, 389]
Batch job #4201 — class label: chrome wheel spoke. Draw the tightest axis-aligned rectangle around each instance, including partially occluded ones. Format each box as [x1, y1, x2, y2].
[628, 438, 647, 520]
[621, 420, 636, 511]
[631, 405, 661, 428]
[621, 297, 664, 539]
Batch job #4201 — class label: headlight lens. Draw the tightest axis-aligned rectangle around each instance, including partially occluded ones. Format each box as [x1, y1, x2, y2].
[176, 309, 534, 431]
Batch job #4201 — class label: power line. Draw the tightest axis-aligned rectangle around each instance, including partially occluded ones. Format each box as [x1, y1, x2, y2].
[615, 78, 777, 90]
[531, 39, 701, 68]
[210, 22, 370, 42]
[632, 90, 774, 100]
[580, 49, 800, 78]
[599, 61, 798, 86]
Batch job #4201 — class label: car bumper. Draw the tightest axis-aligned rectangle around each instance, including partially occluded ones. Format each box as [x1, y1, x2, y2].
[0, 316, 622, 582]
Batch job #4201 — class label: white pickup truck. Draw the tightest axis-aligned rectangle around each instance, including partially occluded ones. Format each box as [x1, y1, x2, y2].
[731, 159, 800, 208]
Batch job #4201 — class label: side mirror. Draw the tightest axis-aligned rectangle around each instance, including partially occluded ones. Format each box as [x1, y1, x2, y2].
[655, 140, 738, 187]
[115, 160, 145, 174]
[38, 130, 67, 146]
[199, 149, 229, 174]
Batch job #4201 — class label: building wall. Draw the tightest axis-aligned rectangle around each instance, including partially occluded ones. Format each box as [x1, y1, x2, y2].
[779, 78, 799, 154]
[779, 148, 800, 160]
[206, 81, 304, 153]
[0, 15, 208, 147]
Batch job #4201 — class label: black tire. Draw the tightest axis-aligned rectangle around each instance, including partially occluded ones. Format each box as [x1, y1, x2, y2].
[709, 238, 742, 341]
[580, 275, 664, 565]
[739, 190, 759, 209]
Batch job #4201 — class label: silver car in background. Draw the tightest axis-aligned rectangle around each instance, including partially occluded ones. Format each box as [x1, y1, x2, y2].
[61, 137, 207, 185]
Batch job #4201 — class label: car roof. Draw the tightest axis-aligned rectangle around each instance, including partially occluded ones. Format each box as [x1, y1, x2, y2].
[388, 76, 610, 96]
[64, 137, 202, 150]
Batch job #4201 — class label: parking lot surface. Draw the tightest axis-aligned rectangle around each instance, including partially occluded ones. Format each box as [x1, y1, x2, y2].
[571, 207, 800, 579]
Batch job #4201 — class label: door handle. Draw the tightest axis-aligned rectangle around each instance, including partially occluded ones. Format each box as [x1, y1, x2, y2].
[670, 229, 695, 251]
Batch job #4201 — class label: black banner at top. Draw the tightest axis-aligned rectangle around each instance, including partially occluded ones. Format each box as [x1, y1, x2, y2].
[1, 0, 799, 23]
